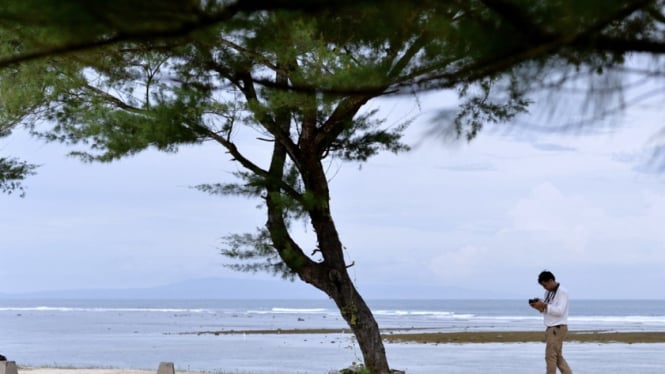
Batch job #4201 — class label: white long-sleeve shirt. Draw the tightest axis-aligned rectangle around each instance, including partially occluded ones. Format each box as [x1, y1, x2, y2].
[543, 284, 570, 327]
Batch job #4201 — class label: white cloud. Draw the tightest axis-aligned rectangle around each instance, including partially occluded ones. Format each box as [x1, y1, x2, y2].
[429, 245, 492, 281]
[498, 181, 665, 267]
[504, 182, 595, 256]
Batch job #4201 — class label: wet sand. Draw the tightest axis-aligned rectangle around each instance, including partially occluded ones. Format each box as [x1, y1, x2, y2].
[12, 331, 665, 374]
[184, 328, 665, 344]
[19, 370, 204, 374]
[21, 370, 156, 374]
[382, 330, 665, 344]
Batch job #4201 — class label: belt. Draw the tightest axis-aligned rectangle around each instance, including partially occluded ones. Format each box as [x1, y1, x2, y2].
[547, 324, 567, 329]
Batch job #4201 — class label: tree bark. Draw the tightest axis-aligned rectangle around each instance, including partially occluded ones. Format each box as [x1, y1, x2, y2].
[329, 270, 390, 374]
[298, 258, 391, 373]
[291, 150, 391, 372]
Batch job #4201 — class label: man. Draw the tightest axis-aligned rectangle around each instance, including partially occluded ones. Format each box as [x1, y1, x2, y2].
[529, 270, 573, 374]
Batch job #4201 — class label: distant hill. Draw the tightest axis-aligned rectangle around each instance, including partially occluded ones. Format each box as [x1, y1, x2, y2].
[0, 277, 318, 299]
[0, 277, 515, 300]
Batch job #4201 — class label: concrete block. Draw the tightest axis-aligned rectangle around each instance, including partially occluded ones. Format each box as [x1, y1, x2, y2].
[0, 361, 18, 374]
[157, 362, 175, 374]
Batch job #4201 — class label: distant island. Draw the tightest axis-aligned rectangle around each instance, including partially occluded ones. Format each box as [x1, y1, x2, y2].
[0, 277, 514, 299]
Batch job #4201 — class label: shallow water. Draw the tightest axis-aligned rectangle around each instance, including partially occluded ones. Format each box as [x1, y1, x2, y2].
[2, 299, 664, 373]
[6, 332, 665, 373]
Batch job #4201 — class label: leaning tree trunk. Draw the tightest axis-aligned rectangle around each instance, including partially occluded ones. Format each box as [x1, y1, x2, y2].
[326, 268, 390, 373]
[293, 248, 391, 373]
[261, 67, 393, 372]
[301, 175, 393, 373]
[264, 171, 393, 372]
[266, 206, 393, 372]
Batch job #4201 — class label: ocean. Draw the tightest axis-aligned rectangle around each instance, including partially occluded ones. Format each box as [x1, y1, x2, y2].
[1, 299, 664, 373]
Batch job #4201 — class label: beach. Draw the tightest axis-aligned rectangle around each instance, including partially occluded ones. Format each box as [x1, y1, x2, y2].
[19, 370, 175, 374]
[3, 299, 665, 373]
[186, 328, 665, 343]
[383, 330, 665, 343]
[9, 331, 665, 374]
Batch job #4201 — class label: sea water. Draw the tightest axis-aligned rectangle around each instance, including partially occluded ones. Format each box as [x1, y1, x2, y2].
[1, 299, 664, 373]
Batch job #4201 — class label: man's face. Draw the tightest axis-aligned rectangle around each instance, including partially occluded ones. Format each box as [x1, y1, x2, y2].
[540, 279, 557, 291]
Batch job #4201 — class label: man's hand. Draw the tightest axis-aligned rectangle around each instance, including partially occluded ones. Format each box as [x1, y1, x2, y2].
[530, 300, 547, 313]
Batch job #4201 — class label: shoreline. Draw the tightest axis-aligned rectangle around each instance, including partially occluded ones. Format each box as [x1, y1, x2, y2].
[18, 370, 206, 374]
[179, 328, 665, 344]
[19, 371, 169, 374]
[383, 330, 665, 344]
[10, 331, 665, 374]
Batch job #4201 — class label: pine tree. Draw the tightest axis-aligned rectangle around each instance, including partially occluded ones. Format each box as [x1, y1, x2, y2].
[2, 1, 665, 372]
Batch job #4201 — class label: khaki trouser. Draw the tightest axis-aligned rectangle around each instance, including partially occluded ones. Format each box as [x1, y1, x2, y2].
[545, 325, 573, 374]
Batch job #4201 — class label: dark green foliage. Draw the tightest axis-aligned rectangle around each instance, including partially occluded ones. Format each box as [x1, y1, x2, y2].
[42, 90, 207, 162]
[0, 1, 664, 248]
[1, 0, 665, 246]
[221, 228, 300, 279]
[0, 157, 36, 197]
[327, 109, 411, 161]
[453, 77, 532, 141]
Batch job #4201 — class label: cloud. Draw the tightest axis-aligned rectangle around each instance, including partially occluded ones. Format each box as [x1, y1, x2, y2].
[531, 143, 577, 152]
[499, 181, 665, 267]
[437, 162, 496, 172]
[611, 151, 640, 164]
[429, 245, 492, 281]
[507, 182, 595, 233]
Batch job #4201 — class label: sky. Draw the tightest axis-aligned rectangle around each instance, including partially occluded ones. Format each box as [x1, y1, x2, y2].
[2, 80, 665, 300]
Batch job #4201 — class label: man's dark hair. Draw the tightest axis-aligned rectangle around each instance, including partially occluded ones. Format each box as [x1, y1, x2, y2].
[538, 270, 555, 284]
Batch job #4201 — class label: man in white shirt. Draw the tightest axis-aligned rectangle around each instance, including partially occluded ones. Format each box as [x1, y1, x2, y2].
[529, 270, 573, 374]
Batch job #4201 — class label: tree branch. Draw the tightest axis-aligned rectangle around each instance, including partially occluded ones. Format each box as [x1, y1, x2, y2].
[0, 0, 389, 70]
[477, 0, 555, 43]
[402, 0, 657, 92]
[84, 84, 144, 113]
[0, 7, 237, 69]
[218, 38, 281, 73]
[315, 96, 372, 151]
[195, 125, 303, 201]
[585, 36, 665, 54]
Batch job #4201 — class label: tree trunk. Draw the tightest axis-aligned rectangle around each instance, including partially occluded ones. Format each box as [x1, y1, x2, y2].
[270, 93, 392, 372]
[333, 277, 390, 374]
[304, 264, 391, 374]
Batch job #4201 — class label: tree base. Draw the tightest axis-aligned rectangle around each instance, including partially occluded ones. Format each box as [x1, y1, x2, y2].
[337, 363, 405, 374]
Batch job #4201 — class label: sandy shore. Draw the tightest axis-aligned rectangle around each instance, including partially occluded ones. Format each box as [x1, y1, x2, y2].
[21, 371, 155, 374]
[383, 330, 665, 344]
[12, 331, 665, 373]
[19, 370, 205, 374]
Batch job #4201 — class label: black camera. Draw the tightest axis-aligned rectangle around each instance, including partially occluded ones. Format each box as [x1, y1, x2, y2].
[528, 298, 540, 304]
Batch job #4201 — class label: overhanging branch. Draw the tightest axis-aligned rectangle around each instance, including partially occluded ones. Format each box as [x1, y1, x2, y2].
[0, 0, 390, 70]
